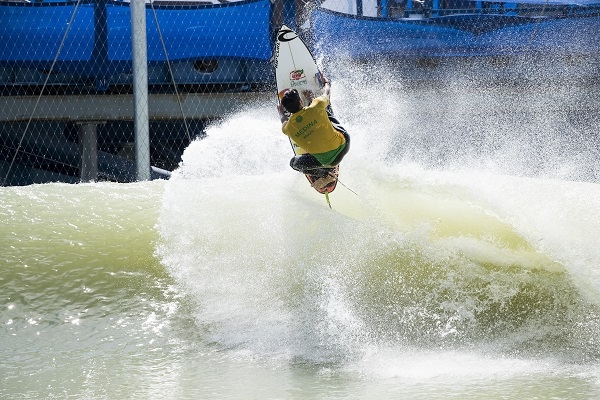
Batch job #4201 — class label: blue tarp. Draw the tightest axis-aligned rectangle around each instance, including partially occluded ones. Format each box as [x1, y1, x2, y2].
[311, 7, 600, 58]
[0, 0, 272, 68]
[479, 0, 600, 4]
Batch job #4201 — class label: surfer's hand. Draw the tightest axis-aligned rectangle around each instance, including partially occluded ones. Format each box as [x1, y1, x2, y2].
[302, 90, 314, 103]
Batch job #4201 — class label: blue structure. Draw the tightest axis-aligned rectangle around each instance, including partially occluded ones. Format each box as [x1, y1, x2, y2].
[311, 0, 600, 59]
[2, 0, 599, 89]
[0, 0, 273, 91]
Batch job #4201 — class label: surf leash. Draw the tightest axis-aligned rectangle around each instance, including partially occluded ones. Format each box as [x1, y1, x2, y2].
[327, 172, 358, 197]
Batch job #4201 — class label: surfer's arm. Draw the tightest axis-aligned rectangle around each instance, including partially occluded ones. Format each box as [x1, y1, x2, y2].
[277, 103, 289, 124]
[321, 80, 331, 98]
[302, 90, 315, 103]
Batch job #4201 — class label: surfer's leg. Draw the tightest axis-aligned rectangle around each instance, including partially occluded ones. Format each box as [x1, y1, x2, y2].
[290, 154, 322, 171]
[290, 154, 329, 177]
[330, 131, 350, 166]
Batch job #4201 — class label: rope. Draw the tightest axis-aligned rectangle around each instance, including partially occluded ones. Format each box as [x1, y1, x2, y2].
[0, 142, 118, 182]
[149, 0, 192, 142]
[327, 171, 358, 196]
[2, 0, 83, 187]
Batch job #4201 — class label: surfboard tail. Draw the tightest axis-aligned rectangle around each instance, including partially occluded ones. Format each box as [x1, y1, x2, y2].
[305, 166, 339, 194]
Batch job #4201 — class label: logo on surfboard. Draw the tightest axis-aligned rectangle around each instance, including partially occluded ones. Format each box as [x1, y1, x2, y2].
[289, 69, 307, 87]
[278, 29, 297, 42]
[290, 69, 305, 81]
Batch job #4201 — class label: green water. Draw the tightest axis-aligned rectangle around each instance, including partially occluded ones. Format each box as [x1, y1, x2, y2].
[1, 171, 599, 399]
[2, 81, 600, 399]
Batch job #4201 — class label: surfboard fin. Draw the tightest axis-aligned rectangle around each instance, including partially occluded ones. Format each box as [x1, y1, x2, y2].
[325, 192, 332, 209]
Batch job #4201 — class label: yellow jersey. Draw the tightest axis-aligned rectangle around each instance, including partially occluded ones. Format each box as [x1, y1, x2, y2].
[282, 95, 346, 165]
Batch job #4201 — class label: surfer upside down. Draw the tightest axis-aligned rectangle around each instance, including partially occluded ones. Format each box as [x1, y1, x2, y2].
[278, 80, 350, 178]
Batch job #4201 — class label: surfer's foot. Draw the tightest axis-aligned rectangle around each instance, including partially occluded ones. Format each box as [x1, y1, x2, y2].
[308, 168, 331, 178]
[310, 172, 337, 192]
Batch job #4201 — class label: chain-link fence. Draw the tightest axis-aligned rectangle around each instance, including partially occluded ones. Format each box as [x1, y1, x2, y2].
[1, 0, 598, 186]
[0, 0, 276, 185]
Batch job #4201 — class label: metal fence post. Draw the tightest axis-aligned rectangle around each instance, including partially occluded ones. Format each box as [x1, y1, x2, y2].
[131, 0, 151, 181]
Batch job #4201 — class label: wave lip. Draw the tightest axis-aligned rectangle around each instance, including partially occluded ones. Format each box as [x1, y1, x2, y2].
[156, 110, 600, 369]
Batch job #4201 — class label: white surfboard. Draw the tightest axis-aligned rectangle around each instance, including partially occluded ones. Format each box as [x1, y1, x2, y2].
[274, 24, 339, 197]
[274, 25, 322, 108]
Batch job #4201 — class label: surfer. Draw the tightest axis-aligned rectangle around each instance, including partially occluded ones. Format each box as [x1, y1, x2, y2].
[277, 80, 350, 178]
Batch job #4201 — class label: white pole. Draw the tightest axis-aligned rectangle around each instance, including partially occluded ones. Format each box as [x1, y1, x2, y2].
[131, 0, 150, 181]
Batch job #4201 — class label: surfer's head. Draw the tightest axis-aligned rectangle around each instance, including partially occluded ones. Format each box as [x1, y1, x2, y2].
[281, 89, 302, 113]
